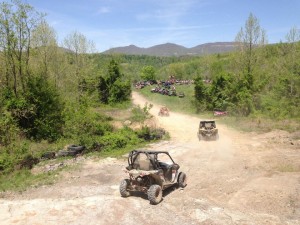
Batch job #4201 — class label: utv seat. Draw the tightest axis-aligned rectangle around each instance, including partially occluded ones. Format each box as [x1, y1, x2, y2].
[159, 162, 173, 181]
[133, 153, 154, 171]
[139, 159, 153, 170]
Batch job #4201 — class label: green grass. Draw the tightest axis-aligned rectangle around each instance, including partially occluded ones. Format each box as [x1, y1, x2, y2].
[138, 85, 198, 115]
[0, 169, 59, 192]
[277, 164, 300, 173]
[94, 142, 148, 158]
[220, 116, 300, 133]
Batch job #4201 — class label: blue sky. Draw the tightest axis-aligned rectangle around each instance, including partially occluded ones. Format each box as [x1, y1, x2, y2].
[24, 0, 300, 52]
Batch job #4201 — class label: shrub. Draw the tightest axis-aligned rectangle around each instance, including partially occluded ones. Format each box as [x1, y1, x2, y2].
[141, 65, 156, 81]
[0, 111, 19, 146]
[98, 60, 132, 104]
[130, 103, 153, 123]
[136, 126, 167, 141]
[98, 127, 141, 152]
[0, 153, 13, 173]
[25, 76, 65, 141]
[0, 141, 33, 174]
[108, 79, 131, 103]
[63, 102, 113, 140]
[3, 75, 65, 141]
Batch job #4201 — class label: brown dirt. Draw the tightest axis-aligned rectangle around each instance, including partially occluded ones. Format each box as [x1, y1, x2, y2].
[0, 91, 299, 225]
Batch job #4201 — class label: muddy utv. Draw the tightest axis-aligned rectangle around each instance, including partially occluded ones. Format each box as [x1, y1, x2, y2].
[119, 150, 187, 205]
[197, 120, 219, 140]
[158, 106, 169, 116]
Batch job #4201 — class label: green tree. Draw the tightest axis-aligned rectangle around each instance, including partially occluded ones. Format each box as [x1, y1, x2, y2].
[63, 31, 95, 77]
[210, 73, 233, 110]
[231, 13, 268, 115]
[27, 75, 64, 140]
[107, 59, 122, 87]
[194, 76, 209, 112]
[31, 19, 58, 78]
[108, 79, 131, 103]
[166, 63, 185, 79]
[3, 74, 64, 141]
[0, 0, 43, 97]
[264, 26, 300, 118]
[283, 26, 300, 97]
[235, 13, 267, 91]
[140, 65, 156, 81]
[63, 31, 96, 100]
[98, 60, 131, 104]
[210, 61, 224, 79]
[97, 76, 109, 104]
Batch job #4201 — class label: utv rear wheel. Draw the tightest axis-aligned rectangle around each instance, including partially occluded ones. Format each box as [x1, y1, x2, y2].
[120, 179, 130, 197]
[178, 172, 187, 188]
[148, 185, 162, 205]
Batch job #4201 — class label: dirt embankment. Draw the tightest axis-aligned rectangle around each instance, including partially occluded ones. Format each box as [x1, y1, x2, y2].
[0, 91, 299, 225]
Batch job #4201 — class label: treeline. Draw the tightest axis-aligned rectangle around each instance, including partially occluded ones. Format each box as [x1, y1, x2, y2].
[92, 53, 198, 82]
[193, 14, 300, 118]
[193, 40, 300, 118]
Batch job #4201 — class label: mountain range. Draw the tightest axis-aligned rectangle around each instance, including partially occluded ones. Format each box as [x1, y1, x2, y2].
[102, 42, 238, 56]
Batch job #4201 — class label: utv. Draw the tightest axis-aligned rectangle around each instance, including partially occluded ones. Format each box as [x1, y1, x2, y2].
[158, 106, 170, 116]
[178, 92, 185, 98]
[119, 150, 187, 205]
[197, 120, 219, 140]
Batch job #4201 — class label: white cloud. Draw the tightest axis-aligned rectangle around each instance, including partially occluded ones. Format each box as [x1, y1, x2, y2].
[136, 1, 192, 22]
[97, 6, 110, 14]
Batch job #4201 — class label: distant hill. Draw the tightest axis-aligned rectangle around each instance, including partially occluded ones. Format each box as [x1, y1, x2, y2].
[102, 42, 238, 56]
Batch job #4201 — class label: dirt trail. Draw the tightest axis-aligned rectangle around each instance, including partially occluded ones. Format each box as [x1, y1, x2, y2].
[1, 91, 299, 225]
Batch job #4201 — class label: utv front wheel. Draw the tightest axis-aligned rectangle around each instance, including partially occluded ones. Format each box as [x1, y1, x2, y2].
[120, 179, 130, 197]
[148, 185, 162, 205]
[178, 172, 187, 188]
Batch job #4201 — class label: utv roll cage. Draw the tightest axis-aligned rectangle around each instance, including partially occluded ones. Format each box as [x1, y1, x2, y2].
[127, 150, 175, 171]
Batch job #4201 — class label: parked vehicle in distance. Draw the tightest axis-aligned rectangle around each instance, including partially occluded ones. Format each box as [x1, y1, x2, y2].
[213, 110, 228, 116]
[178, 92, 185, 98]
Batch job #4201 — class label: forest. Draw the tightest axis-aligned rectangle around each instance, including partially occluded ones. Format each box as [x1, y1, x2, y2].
[0, 1, 299, 182]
